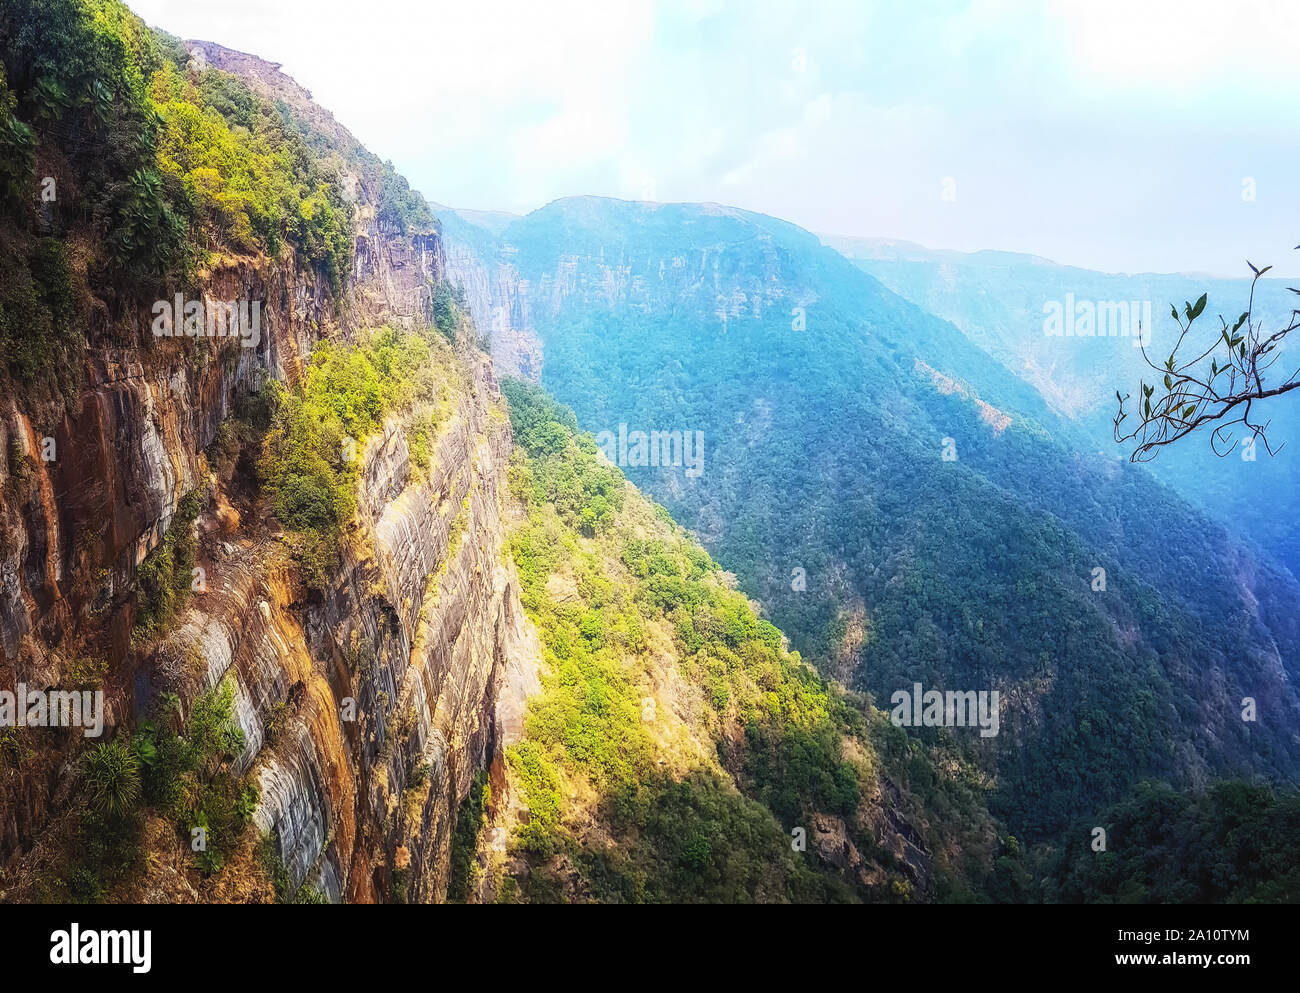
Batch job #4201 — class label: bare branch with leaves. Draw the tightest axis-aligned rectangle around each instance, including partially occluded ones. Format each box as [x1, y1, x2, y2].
[1114, 250, 1300, 462]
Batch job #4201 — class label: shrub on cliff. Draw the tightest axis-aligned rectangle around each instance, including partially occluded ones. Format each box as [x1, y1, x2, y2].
[375, 162, 433, 235]
[447, 770, 491, 902]
[433, 282, 463, 343]
[134, 489, 201, 638]
[258, 379, 355, 591]
[136, 678, 255, 877]
[257, 325, 460, 590]
[0, 65, 34, 209]
[0, 237, 88, 411]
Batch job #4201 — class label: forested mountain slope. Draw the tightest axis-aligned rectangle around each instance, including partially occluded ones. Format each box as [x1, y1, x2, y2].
[436, 198, 1300, 841]
[455, 381, 1000, 903]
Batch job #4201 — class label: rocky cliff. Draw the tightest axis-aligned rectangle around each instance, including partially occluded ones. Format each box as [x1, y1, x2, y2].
[0, 41, 539, 903]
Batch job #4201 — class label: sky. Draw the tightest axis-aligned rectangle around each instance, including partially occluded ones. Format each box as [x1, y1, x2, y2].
[126, 0, 1300, 276]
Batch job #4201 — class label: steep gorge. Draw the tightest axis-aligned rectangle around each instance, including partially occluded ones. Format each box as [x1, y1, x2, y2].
[0, 6, 959, 905]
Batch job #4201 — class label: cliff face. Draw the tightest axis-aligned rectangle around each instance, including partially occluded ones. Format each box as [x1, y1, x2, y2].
[435, 199, 811, 382]
[146, 350, 539, 903]
[0, 44, 539, 903]
[440, 241, 544, 380]
[0, 255, 326, 865]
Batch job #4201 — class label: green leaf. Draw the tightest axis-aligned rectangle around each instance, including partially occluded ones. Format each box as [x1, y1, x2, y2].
[1190, 293, 1207, 320]
[132, 737, 158, 767]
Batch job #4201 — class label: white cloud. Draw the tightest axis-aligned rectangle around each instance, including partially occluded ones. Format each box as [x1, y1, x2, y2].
[1050, 0, 1300, 91]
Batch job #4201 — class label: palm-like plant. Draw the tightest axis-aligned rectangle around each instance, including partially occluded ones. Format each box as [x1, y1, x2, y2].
[84, 739, 142, 819]
[30, 76, 71, 123]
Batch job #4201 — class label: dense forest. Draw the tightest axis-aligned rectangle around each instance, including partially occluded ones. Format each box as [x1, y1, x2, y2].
[1040, 780, 1300, 903]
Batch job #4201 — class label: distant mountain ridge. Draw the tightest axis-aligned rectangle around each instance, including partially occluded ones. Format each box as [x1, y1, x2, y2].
[821, 233, 1234, 279]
